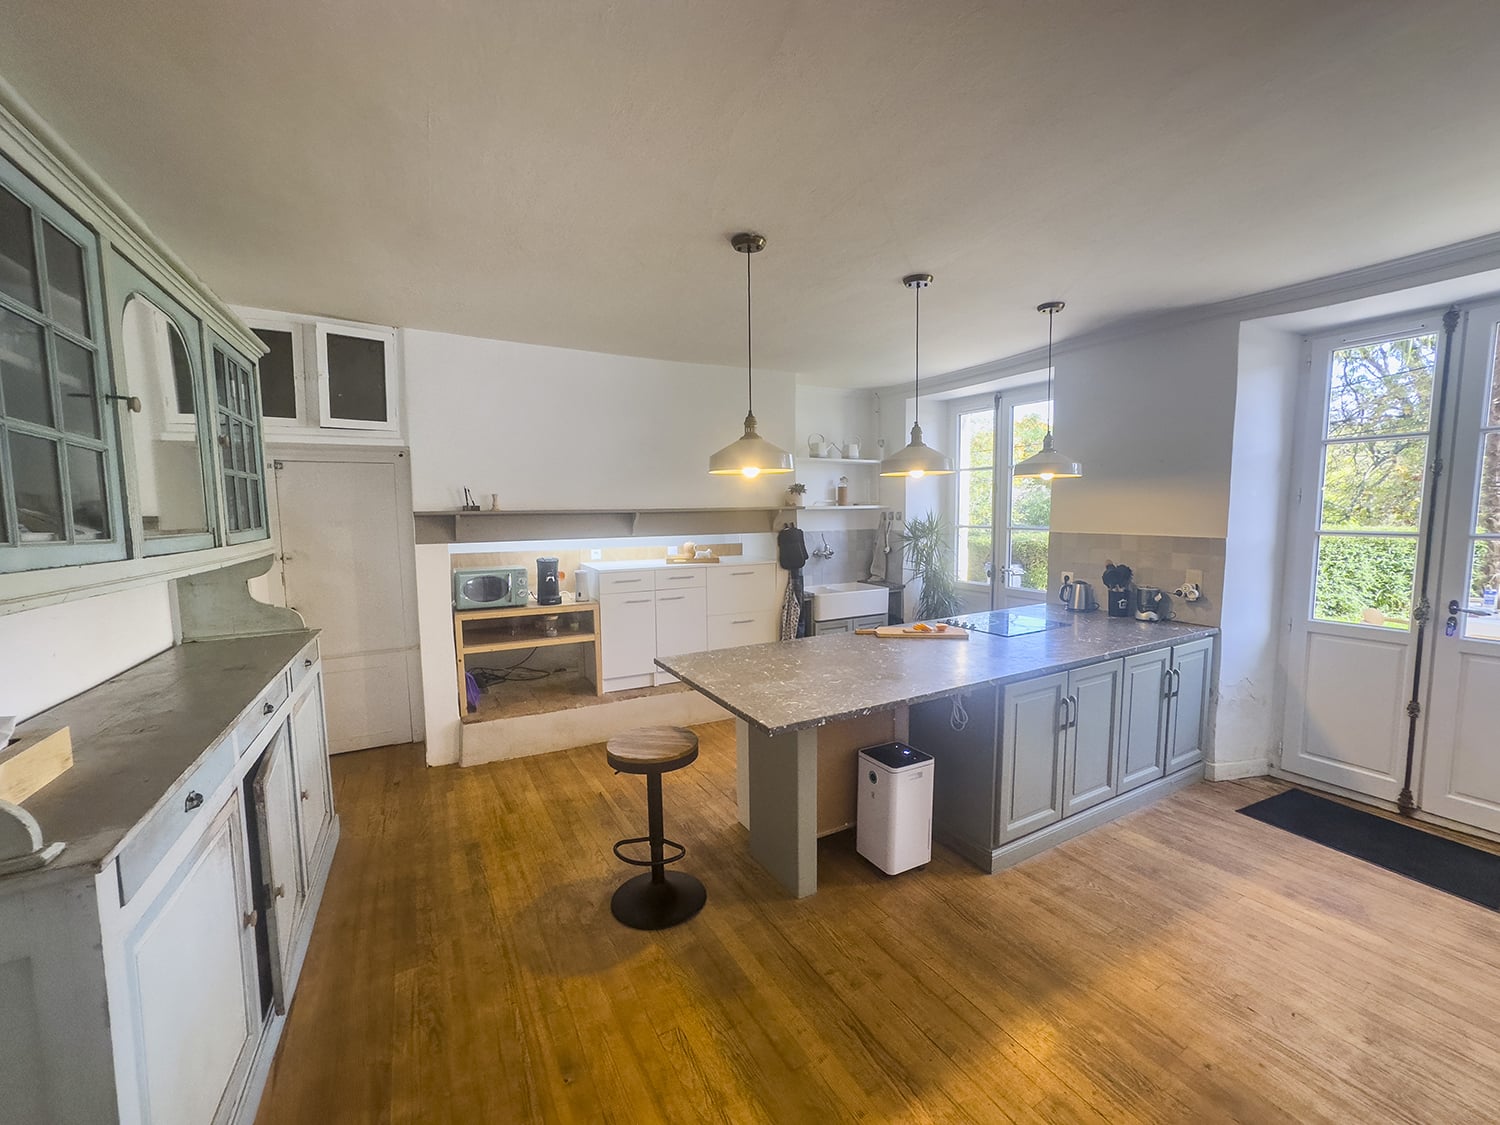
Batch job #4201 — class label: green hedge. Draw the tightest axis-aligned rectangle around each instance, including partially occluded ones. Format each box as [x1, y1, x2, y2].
[1315, 536, 1417, 621]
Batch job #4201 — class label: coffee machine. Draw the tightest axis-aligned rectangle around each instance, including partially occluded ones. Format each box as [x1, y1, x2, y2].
[1136, 586, 1170, 620]
[536, 557, 562, 606]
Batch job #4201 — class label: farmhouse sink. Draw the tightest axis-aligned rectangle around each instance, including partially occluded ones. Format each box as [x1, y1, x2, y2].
[807, 582, 888, 621]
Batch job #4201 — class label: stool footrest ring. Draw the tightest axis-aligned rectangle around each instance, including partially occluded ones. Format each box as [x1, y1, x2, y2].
[612, 834, 687, 868]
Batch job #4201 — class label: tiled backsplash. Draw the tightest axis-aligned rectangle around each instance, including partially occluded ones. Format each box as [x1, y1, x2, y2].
[1048, 532, 1226, 627]
[800, 529, 881, 585]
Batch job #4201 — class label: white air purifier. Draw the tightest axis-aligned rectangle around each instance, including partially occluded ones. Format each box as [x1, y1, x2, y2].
[856, 742, 934, 875]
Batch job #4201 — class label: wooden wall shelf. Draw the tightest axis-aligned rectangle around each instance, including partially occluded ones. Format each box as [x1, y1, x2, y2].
[454, 602, 603, 711]
[417, 506, 787, 544]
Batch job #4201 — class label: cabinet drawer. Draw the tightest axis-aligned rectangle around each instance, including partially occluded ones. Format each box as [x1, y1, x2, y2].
[290, 636, 320, 690]
[233, 672, 291, 755]
[117, 735, 238, 905]
[596, 569, 654, 595]
[708, 610, 777, 650]
[654, 566, 706, 590]
[707, 563, 775, 615]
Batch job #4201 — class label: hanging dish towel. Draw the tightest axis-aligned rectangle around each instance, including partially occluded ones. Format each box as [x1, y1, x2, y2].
[780, 575, 804, 641]
[777, 524, 810, 640]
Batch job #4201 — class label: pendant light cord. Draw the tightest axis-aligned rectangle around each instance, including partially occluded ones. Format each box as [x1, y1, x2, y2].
[745, 246, 754, 416]
[914, 282, 921, 428]
[1045, 307, 1055, 434]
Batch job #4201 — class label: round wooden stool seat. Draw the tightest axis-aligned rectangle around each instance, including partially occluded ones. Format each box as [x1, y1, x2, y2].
[605, 725, 704, 930]
[606, 726, 699, 776]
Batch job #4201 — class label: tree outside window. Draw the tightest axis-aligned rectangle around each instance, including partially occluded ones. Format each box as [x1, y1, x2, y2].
[954, 399, 1051, 590]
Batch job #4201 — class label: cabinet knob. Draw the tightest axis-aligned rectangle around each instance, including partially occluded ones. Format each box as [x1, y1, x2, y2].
[304, 658, 314, 668]
[300, 789, 310, 801]
[274, 884, 286, 900]
[243, 909, 259, 930]
[263, 701, 276, 715]
[183, 790, 204, 812]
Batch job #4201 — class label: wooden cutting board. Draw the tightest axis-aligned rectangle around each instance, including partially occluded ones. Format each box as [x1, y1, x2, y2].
[855, 625, 969, 640]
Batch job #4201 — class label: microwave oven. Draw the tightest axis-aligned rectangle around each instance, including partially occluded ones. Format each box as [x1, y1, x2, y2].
[453, 566, 529, 609]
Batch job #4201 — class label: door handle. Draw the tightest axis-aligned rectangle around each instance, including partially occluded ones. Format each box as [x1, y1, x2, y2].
[1170, 668, 1181, 698]
[243, 910, 259, 930]
[1163, 669, 1174, 701]
[183, 790, 204, 812]
[263, 701, 276, 715]
[274, 884, 286, 900]
[1057, 695, 1070, 734]
[1449, 599, 1495, 617]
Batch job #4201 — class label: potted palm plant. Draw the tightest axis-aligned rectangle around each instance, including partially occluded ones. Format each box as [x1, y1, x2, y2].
[900, 510, 961, 619]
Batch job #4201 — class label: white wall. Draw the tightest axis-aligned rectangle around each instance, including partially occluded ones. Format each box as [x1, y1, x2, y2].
[0, 583, 175, 720]
[1212, 322, 1304, 777]
[403, 330, 797, 512]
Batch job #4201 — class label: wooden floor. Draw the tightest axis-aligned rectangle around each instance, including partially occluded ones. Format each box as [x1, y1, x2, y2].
[257, 724, 1500, 1124]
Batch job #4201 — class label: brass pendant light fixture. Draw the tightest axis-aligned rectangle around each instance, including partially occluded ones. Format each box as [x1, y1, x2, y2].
[708, 232, 794, 477]
[880, 273, 954, 478]
[1013, 300, 1083, 481]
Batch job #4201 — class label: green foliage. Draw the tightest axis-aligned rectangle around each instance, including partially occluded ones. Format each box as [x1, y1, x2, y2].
[902, 510, 962, 619]
[1012, 530, 1049, 591]
[1314, 536, 1417, 622]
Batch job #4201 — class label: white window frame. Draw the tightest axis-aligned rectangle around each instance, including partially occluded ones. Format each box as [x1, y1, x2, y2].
[314, 320, 399, 433]
[951, 396, 996, 592]
[238, 312, 306, 435]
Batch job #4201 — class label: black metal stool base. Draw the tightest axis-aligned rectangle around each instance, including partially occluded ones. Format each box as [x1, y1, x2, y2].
[610, 870, 707, 931]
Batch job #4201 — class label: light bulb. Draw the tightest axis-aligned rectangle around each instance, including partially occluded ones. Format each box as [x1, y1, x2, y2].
[1040, 471, 1055, 482]
[910, 469, 925, 479]
[742, 466, 760, 478]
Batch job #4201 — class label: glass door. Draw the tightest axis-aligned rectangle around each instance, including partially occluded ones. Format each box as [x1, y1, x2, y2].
[1420, 299, 1500, 832]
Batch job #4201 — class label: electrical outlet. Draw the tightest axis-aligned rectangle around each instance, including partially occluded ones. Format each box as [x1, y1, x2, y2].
[590, 548, 602, 560]
[1186, 568, 1203, 585]
[1060, 570, 1074, 586]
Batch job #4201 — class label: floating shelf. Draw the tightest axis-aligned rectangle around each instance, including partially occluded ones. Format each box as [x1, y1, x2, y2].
[801, 457, 881, 465]
[415, 506, 787, 544]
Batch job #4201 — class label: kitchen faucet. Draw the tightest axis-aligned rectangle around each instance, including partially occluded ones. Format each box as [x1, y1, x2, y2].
[811, 534, 835, 561]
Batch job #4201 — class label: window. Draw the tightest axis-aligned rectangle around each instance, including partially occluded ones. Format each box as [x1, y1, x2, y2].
[1310, 333, 1435, 627]
[0, 157, 123, 571]
[314, 321, 397, 430]
[953, 397, 1052, 590]
[213, 339, 269, 541]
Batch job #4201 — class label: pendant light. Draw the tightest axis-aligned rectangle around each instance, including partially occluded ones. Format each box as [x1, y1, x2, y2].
[708, 232, 794, 477]
[1013, 300, 1083, 481]
[880, 273, 954, 478]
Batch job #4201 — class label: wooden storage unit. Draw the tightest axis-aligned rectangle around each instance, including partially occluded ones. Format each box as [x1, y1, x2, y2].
[454, 602, 603, 711]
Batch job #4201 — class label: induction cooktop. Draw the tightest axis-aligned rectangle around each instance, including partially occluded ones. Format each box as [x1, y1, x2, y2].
[937, 609, 1065, 637]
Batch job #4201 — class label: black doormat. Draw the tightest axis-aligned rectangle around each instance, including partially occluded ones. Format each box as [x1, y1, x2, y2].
[1239, 788, 1500, 912]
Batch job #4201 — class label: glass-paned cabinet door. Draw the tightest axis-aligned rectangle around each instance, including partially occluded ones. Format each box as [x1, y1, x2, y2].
[212, 337, 269, 543]
[0, 155, 125, 571]
[314, 321, 397, 431]
[110, 253, 217, 555]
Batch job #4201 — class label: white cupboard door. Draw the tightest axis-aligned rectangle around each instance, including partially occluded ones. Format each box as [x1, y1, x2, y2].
[998, 672, 1068, 843]
[124, 796, 259, 1125]
[1118, 649, 1170, 793]
[600, 591, 657, 681]
[1064, 659, 1123, 817]
[252, 724, 303, 1011]
[1167, 639, 1213, 773]
[290, 674, 335, 881]
[707, 564, 775, 615]
[654, 587, 708, 685]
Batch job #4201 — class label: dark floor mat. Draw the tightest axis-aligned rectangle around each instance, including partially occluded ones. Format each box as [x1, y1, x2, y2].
[1239, 787, 1500, 912]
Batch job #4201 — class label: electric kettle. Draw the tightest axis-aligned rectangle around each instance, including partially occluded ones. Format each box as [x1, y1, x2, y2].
[1059, 577, 1097, 612]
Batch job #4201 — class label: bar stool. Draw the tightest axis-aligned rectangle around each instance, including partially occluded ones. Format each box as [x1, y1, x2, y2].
[605, 726, 707, 930]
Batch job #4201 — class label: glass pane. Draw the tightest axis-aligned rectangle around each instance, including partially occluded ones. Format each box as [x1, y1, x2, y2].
[1477, 432, 1500, 536]
[56, 336, 98, 437]
[1313, 534, 1417, 627]
[234, 476, 250, 530]
[1010, 529, 1049, 591]
[1012, 402, 1051, 463]
[0, 308, 50, 426]
[66, 445, 107, 539]
[229, 419, 244, 471]
[0, 186, 38, 309]
[959, 467, 992, 527]
[11, 431, 62, 541]
[1490, 338, 1500, 427]
[1010, 476, 1051, 528]
[253, 328, 297, 418]
[248, 478, 262, 530]
[1466, 541, 1500, 641]
[956, 526, 991, 583]
[1319, 438, 1427, 532]
[41, 222, 89, 338]
[0, 450, 7, 543]
[1325, 335, 1434, 439]
[167, 322, 195, 415]
[958, 409, 993, 471]
[326, 333, 388, 422]
[214, 350, 229, 408]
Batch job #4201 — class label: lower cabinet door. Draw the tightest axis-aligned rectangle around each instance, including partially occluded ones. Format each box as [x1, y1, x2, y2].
[1118, 648, 1171, 793]
[1167, 638, 1213, 772]
[707, 610, 776, 649]
[1063, 659, 1123, 816]
[290, 672, 335, 881]
[123, 796, 259, 1125]
[654, 587, 708, 684]
[252, 723, 304, 1011]
[600, 591, 658, 680]
[997, 671, 1069, 843]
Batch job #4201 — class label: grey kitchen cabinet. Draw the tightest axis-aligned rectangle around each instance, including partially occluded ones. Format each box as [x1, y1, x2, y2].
[1166, 637, 1213, 773]
[997, 671, 1069, 843]
[810, 612, 886, 635]
[1062, 658, 1123, 817]
[908, 684, 1000, 861]
[1118, 648, 1171, 793]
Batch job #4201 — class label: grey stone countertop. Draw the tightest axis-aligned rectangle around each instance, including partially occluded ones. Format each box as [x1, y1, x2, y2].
[656, 604, 1216, 736]
[12, 630, 316, 876]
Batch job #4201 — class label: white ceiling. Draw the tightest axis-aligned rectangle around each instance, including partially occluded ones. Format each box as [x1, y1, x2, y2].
[4, 1, 1500, 387]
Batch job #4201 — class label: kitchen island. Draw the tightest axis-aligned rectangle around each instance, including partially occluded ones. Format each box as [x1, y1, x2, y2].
[657, 604, 1216, 897]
